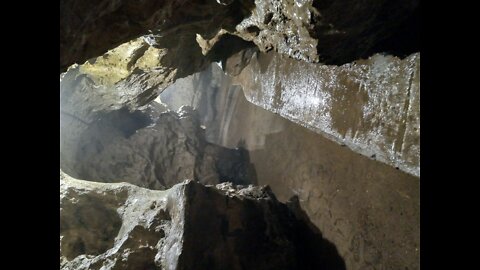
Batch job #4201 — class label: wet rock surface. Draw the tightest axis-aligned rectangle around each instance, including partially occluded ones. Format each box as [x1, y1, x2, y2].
[230, 51, 420, 176]
[60, 171, 346, 270]
[60, 52, 420, 270]
[156, 63, 420, 270]
[59, 1, 420, 269]
[63, 43, 420, 177]
[158, 54, 420, 177]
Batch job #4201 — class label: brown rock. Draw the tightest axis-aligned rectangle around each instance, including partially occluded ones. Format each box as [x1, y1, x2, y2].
[60, 0, 418, 71]
[60, 172, 346, 270]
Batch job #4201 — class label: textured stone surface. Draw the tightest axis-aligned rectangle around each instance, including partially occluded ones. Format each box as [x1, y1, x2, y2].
[60, 2, 420, 177]
[246, 117, 420, 270]
[59, 2, 421, 269]
[60, 0, 418, 71]
[155, 63, 420, 270]
[157, 54, 420, 176]
[230, 51, 420, 176]
[228, 0, 419, 64]
[60, 67, 255, 189]
[63, 40, 420, 178]
[62, 106, 254, 189]
[60, 171, 187, 270]
[156, 62, 283, 149]
[60, 171, 346, 270]
[64, 40, 420, 177]
[69, 38, 204, 112]
[66, 32, 253, 113]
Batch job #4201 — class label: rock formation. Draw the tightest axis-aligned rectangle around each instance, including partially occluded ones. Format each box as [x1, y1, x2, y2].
[59, 0, 420, 269]
[157, 52, 420, 176]
[60, 67, 256, 189]
[60, 0, 420, 176]
[230, 50, 420, 176]
[153, 62, 420, 270]
[60, 171, 345, 270]
[61, 0, 419, 71]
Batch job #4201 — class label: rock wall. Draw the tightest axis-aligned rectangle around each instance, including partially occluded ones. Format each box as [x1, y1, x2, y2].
[61, 0, 418, 71]
[156, 62, 285, 150]
[60, 0, 420, 178]
[60, 0, 252, 72]
[59, 1, 420, 269]
[61, 171, 346, 270]
[61, 50, 420, 269]
[230, 51, 420, 176]
[159, 53, 420, 177]
[60, 67, 256, 189]
[156, 62, 420, 270]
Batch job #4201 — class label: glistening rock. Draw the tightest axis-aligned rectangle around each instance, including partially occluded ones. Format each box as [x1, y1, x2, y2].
[152, 62, 420, 269]
[230, 51, 420, 176]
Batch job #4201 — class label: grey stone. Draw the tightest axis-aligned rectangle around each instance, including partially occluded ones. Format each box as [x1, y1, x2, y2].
[153, 61, 420, 270]
[157, 52, 420, 176]
[60, 67, 255, 189]
[60, 171, 346, 270]
[61, 0, 418, 71]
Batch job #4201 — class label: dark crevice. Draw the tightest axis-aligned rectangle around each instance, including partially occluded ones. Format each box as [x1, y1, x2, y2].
[246, 25, 261, 35]
[313, 5, 420, 65]
[364, 7, 420, 60]
[287, 196, 347, 270]
[205, 34, 256, 64]
[96, 108, 153, 138]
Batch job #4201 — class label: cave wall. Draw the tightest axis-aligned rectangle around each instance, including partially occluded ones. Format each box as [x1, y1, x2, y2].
[157, 63, 285, 149]
[60, 0, 252, 72]
[158, 53, 420, 177]
[156, 63, 420, 270]
[245, 111, 420, 270]
[61, 48, 420, 270]
[61, 0, 419, 72]
[60, 67, 255, 189]
[230, 51, 420, 177]
[68, 41, 420, 177]
[60, 0, 420, 269]
[61, 171, 346, 270]
[60, 0, 420, 177]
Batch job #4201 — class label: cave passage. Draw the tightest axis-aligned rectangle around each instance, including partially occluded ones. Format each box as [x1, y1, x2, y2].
[60, 0, 419, 268]
[60, 59, 419, 269]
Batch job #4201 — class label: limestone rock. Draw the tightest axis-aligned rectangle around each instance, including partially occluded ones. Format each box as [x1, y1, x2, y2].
[60, 0, 252, 72]
[60, 172, 346, 270]
[67, 32, 252, 113]
[154, 66, 420, 269]
[231, 51, 420, 176]
[70, 38, 201, 112]
[226, 0, 419, 64]
[61, 0, 418, 71]
[155, 52, 420, 176]
[156, 63, 284, 149]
